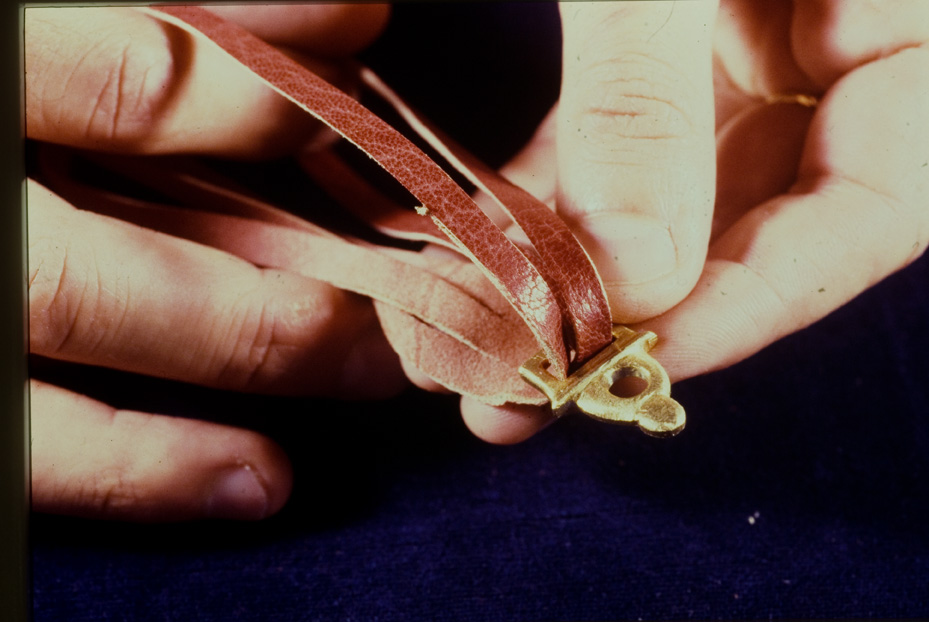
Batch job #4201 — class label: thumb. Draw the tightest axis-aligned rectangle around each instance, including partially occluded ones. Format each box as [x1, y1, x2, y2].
[557, 1, 718, 322]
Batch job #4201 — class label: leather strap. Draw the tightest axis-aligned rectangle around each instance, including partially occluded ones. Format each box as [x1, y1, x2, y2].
[37, 147, 544, 405]
[145, 5, 614, 379]
[360, 70, 613, 365]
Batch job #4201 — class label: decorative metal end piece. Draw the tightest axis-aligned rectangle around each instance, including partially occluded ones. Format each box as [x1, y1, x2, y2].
[519, 326, 685, 438]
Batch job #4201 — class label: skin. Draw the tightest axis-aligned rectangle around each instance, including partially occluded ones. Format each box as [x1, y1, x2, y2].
[27, 2, 929, 518]
[460, 0, 929, 444]
[26, 4, 404, 522]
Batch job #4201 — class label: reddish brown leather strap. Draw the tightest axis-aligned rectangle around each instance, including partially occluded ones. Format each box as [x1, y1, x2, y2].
[361, 70, 613, 364]
[146, 6, 613, 377]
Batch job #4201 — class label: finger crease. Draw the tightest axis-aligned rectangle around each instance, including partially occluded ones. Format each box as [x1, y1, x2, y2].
[244, 302, 277, 388]
[50, 247, 84, 355]
[719, 257, 793, 337]
[110, 46, 131, 140]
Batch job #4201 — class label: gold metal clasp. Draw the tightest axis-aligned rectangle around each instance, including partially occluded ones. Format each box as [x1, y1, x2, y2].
[519, 326, 685, 437]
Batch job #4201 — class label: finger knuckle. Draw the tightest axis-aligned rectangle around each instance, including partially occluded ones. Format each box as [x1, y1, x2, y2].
[42, 454, 138, 518]
[28, 232, 94, 356]
[215, 276, 348, 390]
[81, 31, 175, 147]
[79, 466, 139, 516]
[573, 54, 695, 151]
[221, 298, 283, 388]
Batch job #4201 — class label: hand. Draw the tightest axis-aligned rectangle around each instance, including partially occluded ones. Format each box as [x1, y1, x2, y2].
[461, 0, 929, 443]
[27, 5, 406, 521]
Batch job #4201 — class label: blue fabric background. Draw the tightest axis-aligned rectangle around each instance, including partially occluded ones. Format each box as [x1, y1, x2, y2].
[31, 4, 929, 620]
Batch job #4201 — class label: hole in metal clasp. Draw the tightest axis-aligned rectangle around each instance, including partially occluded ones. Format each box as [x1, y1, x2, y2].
[518, 326, 685, 437]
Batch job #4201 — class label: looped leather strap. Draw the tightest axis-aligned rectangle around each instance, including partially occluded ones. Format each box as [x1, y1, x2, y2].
[145, 5, 614, 379]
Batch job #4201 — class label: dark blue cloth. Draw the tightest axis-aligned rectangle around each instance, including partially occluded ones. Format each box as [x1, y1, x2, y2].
[31, 4, 929, 620]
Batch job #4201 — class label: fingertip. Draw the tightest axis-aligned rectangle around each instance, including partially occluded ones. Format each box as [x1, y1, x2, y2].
[572, 212, 677, 280]
[339, 320, 410, 400]
[240, 431, 294, 519]
[460, 397, 555, 445]
[207, 4, 390, 56]
[565, 210, 707, 323]
[397, 354, 451, 394]
[263, 441, 293, 518]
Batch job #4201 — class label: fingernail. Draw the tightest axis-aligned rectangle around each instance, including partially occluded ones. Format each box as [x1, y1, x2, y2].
[573, 212, 678, 285]
[206, 465, 269, 520]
